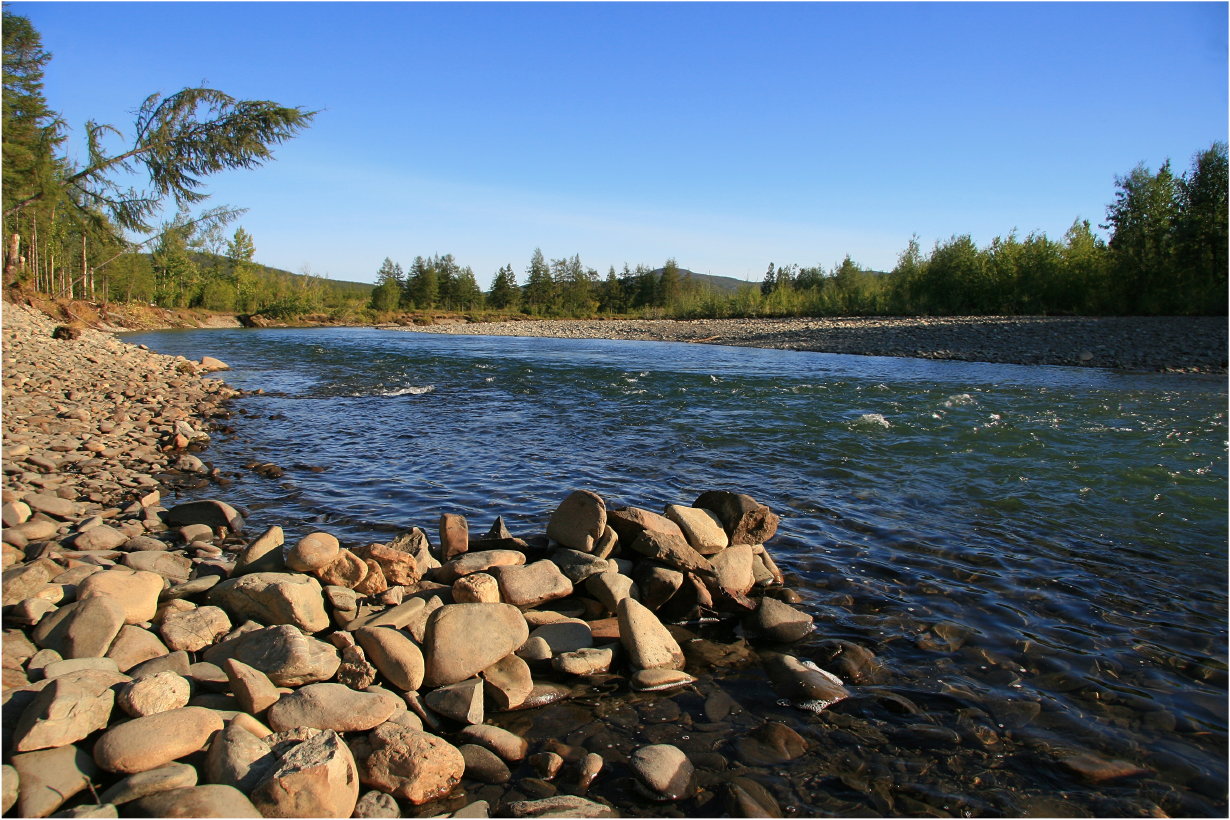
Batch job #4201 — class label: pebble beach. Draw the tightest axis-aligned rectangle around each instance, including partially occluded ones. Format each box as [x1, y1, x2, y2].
[1, 301, 837, 817]
[2, 301, 1226, 818]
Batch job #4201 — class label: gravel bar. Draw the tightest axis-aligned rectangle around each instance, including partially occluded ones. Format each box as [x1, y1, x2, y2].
[392, 315, 1228, 374]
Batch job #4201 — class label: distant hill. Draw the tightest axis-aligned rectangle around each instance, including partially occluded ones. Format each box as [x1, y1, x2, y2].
[649, 267, 751, 293]
[182, 252, 373, 297]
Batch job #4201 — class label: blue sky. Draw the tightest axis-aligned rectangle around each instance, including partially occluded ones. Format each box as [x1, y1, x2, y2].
[12, 1, 1228, 286]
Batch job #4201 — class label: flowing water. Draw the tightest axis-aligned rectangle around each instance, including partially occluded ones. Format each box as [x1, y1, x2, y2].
[127, 326, 1227, 817]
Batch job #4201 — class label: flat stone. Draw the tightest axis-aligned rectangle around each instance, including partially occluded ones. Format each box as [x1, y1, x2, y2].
[436, 549, 526, 584]
[761, 652, 849, 709]
[607, 506, 684, 543]
[267, 683, 398, 732]
[13, 675, 115, 752]
[457, 724, 528, 762]
[361, 597, 427, 630]
[98, 762, 198, 805]
[629, 531, 714, 575]
[208, 572, 329, 633]
[11, 744, 98, 818]
[630, 668, 695, 692]
[116, 671, 191, 717]
[663, 504, 729, 554]
[748, 596, 813, 642]
[460, 743, 510, 783]
[734, 721, 808, 765]
[121, 551, 191, 582]
[232, 526, 284, 576]
[424, 678, 484, 724]
[42, 656, 122, 679]
[423, 603, 528, 687]
[554, 647, 615, 676]
[76, 568, 164, 624]
[505, 795, 617, 817]
[159, 605, 232, 653]
[162, 500, 244, 534]
[70, 524, 129, 551]
[711, 544, 756, 596]
[93, 706, 226, 773]
[128, 650, 191, 679]
[481, 653, 534, 710]
[584, 572, 637, 614]
[1061, 752, 1152, 782]
[3, 562, 53, 606]
[355, 626, 425, 691]
[548, 549, 610, 584]
[105, 626, 169, 673]
[546, 491, 607, 553]
[159, 575, 220, 601]
[131, 785, 260, 817]
[33, 596, 126, 659]
[23, 493, 81, 520]
[489, 561, 573, 609]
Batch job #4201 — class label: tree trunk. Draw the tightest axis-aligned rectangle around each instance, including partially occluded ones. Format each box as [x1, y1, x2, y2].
[82, 234, 91, 300]
[4, 233, 20, 284]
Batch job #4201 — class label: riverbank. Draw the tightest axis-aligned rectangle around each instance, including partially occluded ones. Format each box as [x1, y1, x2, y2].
[0, 301, 830, 817]
[4, 302, 1225, 818]
[392, 315, 1229, 374]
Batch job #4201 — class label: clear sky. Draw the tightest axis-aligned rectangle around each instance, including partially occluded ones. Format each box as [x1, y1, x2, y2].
[11, 1, 1228, 286]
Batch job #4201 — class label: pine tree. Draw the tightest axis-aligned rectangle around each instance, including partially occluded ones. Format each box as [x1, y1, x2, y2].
[488, 264, 519, 310]
[524, 248, 555, 314]
[406, 256, 438, 309]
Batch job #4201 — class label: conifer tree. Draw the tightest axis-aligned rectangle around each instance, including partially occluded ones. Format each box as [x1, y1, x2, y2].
[524, 248, 555, 314]
[488, 264, 519, 310]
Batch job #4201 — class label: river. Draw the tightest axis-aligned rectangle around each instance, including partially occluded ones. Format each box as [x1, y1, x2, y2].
[127, 326, 1228, 817]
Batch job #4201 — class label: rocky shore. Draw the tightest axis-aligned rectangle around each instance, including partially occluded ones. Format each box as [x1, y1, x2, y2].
[1, 302, 843, 817]
[393, 315, 1229, 374]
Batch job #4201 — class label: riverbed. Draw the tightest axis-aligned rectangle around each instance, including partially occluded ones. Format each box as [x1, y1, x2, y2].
[125, 326, 1228, 817]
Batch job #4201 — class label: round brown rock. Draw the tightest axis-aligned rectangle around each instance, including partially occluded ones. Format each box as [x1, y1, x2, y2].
[117, 671, 191, 717]
[357, 723, 464, 805]
[286, 532, 340, 572]
[629, 744, 694, 801]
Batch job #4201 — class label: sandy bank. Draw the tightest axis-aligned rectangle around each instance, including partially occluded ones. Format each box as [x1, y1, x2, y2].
[393, 315, 1228, 374]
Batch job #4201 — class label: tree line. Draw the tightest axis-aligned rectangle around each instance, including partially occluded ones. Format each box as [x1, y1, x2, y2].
[370, 140, 1226, 321]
